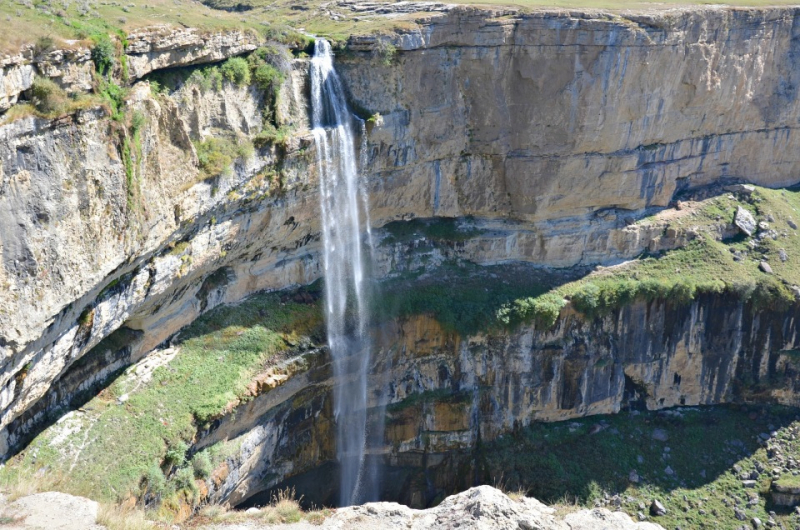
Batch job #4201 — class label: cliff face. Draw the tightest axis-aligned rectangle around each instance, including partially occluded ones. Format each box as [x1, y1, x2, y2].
[2, 4, 800, 484]
[195, 293, 800, 508]
[344, 7, 800, 265]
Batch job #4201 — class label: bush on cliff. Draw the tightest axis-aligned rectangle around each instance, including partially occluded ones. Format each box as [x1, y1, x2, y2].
[195, 137, 238, 178]
[220, 57, 251, 87]
[90, 33, 116, 76]
[29, 78, 70, 115]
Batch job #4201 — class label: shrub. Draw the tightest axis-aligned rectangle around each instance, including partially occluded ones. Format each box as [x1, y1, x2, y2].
[195, 137, 240, 178]
[262, 24, 314, 52]
[34, 35, 55, 59]
[91, 34, 115, 75]
[373, 39, 396, 66]
[97, 79, 126, 121]
[143, 465, 167, 498]
[186, 69, 212, 92]
[250, 45, 291, 76]
[191, 451, 213, 479]
[164, 441, 188, 468]
[29, 77, 69, 115]
[571, 283, 601, 316]
[497, 292, 566, 331]
[173, 467, 196, 494]
[253, 63, 283, 92]
[253, 123, 291, 148]
[149, 80, 163, 96]
[130, 110, 145, 134]
[220, 57, 250, 87]
[207, 68, 224, 91]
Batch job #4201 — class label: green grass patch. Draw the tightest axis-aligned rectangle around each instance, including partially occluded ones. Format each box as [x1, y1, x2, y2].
[386, 388, 472, 414]
[548, 187, 800, 318]
[3, 291, 322, 504]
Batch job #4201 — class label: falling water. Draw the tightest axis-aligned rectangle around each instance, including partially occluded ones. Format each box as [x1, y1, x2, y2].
[310, 38, 375, 506]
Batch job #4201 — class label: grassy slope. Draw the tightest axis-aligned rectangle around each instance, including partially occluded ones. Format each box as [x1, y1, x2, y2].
[548, 186, 800, 314]
[1, 292, 322, 507]
[484, 405, 800, 529]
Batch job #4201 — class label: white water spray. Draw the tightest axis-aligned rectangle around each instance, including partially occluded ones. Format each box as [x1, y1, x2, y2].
[310, 38, 375, 507]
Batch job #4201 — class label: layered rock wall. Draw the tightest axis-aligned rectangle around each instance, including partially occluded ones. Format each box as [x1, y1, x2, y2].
[346, 7, 800, 227]
[200, 293, 800, 507]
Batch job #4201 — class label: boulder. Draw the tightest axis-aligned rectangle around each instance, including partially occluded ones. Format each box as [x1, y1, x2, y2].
[650, 499, 668, 516]
[3, 491, 104, 529]
[771, 479, 800, 507]
[735, 207, 757, 237]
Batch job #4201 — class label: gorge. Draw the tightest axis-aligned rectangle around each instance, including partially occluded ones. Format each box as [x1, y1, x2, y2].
[1, 3, 800, 529]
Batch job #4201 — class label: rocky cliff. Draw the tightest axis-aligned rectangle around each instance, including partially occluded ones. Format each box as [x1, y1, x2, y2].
[2, 3, 800, 520]
[182, 287, 799, 509]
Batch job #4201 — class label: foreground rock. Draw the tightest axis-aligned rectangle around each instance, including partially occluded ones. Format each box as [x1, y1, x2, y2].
[0, 491, 104, 530]
[206, 486, 664, 530]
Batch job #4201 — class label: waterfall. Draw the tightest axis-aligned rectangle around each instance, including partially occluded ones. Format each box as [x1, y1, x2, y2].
[310, 38, 375, 507]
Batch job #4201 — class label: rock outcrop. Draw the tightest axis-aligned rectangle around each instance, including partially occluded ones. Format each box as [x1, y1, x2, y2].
[0, 26, 260, 111]
[125, 27, 260, 80]
[265, 486, 665, 530]
[344, 7, 800, 227]
[0, 491, 104, 530]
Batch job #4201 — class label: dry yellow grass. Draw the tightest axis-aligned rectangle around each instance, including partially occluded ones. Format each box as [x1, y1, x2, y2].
[96, 504, 156, 530]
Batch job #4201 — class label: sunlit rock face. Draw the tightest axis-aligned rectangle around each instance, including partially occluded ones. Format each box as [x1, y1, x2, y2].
[342, 7, 800, 224]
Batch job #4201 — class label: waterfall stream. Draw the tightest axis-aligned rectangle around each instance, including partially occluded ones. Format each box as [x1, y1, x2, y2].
[310, 38, 375, 507]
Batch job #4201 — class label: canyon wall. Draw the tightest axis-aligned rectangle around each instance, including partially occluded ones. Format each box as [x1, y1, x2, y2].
[197, 293, 800, 508]
[3, 5, 800, 462]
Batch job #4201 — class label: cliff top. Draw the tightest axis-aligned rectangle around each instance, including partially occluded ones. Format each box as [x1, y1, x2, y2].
[4, 0, 800, 55]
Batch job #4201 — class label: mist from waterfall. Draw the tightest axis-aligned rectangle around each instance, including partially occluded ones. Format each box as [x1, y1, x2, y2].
[310, 38, 376, 507]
